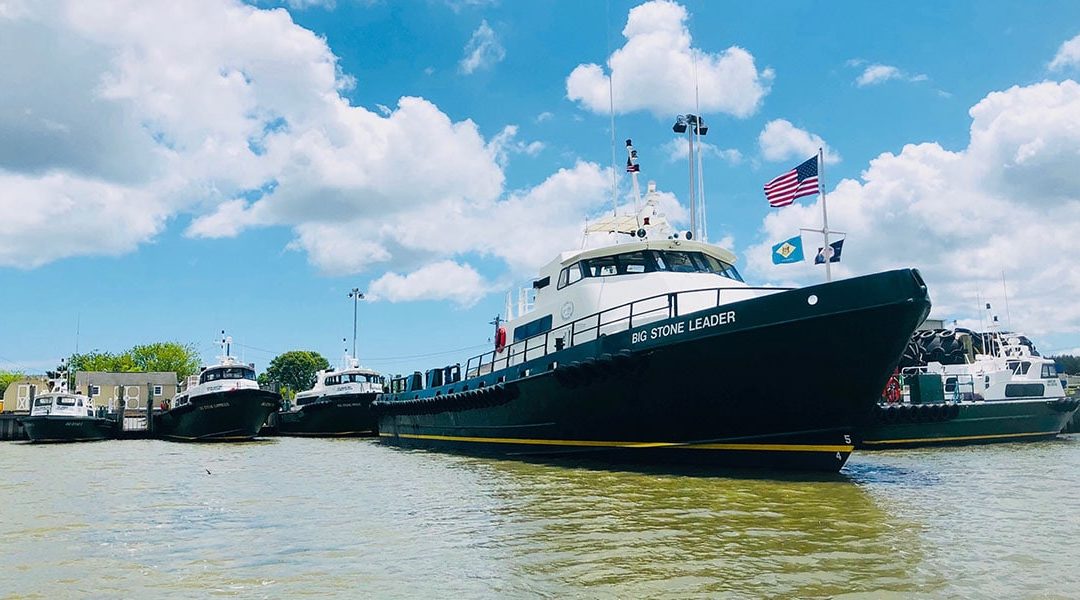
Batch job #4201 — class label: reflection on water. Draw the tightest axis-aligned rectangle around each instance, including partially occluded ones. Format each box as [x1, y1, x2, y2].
[1, 436, 1077, 598]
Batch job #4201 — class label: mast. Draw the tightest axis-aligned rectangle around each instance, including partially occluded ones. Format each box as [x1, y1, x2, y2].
[625, 139, 641, 210]
[1001, 270, 1012, 331]
[818, 147, 832, 283]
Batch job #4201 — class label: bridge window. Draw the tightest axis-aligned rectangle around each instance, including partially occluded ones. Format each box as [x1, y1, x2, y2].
[1005, 383, 1044, 397]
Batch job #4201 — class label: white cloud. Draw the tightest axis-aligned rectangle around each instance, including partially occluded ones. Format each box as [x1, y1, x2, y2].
[0, 172, 168, 268]
[0, 0, 613, 304]
[758, 119, 840, 164]
[535, 111, 554, 123]
[854, 62, 928, 87]
[1049, 33, 1080, 71]
[368, 261, 490, 306]
[661, 138, 741, 164]
[566, 0, 772, 118]
[459, 20, 505, 75]
[487, 125, 544, 167]
[745, 80, 1080, 338]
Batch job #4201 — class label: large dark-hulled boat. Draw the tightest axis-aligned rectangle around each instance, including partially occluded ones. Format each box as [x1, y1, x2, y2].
[154, 334, 281, 442]
[273, 355, 385, 437]
[374, 143, 931, 472]
[859, 330, 1080, 449]
[19, 370, 117, 443]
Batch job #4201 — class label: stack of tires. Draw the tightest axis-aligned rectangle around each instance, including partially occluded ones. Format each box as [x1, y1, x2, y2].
[899, 329, 970, 368]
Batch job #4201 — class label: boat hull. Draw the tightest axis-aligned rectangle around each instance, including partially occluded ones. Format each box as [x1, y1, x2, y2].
[273, 394, 379, 437]
[378, 269, 931, 472]
[154, 389, 281, 442]
[19, 415, 117, 443]
[857, 397, 1080, 449]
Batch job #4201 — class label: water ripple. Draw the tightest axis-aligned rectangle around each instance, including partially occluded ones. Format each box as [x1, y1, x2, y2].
[1, 436, 1078, 598]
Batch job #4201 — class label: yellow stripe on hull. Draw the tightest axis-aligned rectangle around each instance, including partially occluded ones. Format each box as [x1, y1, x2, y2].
[162, 435, 256, 441]
[861, 430, 1060, 446]
[380, 432, 852, 453]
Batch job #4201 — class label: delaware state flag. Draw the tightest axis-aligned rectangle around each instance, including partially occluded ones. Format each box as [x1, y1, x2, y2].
[771, 235, 804, 265]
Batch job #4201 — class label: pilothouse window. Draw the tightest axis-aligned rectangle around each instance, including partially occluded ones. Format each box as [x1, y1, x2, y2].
[201, 368, 257, 383]
[559, 250, 743, 286]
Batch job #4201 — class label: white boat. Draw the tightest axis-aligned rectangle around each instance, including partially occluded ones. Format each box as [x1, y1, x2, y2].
[275, 354, 385, 436]
[19, 370, 117, 443]
[154, 334, 281, 441]
[861, 332, 1080, 448]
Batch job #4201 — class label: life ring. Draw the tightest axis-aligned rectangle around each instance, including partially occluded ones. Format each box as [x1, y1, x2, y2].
[883, 373, 901, 404]
[495, 326, 507, 353]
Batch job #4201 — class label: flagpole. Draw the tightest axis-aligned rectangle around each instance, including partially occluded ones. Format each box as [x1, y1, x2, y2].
[818, 147, 831, 283]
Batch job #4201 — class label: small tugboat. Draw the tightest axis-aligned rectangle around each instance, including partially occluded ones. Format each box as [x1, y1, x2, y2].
[274, 352, 385, 437]
[19, 367, 117, 443]
[374, 140, 932, 472]
[859, 330, 1080, 448]
[154, 334, 281, 442]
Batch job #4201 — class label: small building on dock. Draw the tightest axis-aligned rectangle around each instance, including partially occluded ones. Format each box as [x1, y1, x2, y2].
[1, 376, 50, 413]
[74, 372, 179, 414]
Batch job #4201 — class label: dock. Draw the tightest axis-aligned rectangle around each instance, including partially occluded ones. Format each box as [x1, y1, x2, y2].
[0, 414, 27, 441]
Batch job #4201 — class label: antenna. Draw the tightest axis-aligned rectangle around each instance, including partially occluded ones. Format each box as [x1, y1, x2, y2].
[606, 0, 617, 217]
[1001, 270, 1012, 331]
[692, 49, 708, 242]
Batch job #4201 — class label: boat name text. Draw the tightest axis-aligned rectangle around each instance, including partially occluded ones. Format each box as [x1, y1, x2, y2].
[631, 311, 736, 344]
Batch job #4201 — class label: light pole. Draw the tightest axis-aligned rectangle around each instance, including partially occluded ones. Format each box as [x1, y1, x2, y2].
[348, 288, 365, 359]
[672, 114, 708, 240]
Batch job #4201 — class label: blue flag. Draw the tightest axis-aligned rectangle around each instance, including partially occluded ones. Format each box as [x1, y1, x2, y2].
[814, 239, 845, 264]
[771, 235, 804, 264]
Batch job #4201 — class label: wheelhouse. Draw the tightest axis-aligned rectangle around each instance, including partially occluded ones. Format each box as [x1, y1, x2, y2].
[323, 372, 386, 386]
[556, 249, 743, 289]
[29, 394, 94, 417]
[199, 366, 257, 384]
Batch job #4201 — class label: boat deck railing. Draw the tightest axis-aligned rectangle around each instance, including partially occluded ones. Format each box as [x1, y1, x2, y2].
[899, 367, 978, 402]
[465, 285, 791, 379]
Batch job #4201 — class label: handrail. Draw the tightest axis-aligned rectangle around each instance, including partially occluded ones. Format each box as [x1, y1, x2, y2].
[460, 285, 792, 381]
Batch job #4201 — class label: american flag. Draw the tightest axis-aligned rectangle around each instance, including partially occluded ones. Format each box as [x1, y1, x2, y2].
[626, 155, 639, 173]
[763, 156, 819, 207]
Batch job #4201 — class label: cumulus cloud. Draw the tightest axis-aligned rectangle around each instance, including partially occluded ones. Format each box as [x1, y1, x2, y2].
[758, 120, 840, 164]
[459, 20, 505, 74]
[745, 80, 1080, 337]
[0, 0, 625, 305]
[1049, 33, 1080, 71]
[566, 0, 772, 117]
[368, 261, 491, 306]
[0, 172, 168, 268]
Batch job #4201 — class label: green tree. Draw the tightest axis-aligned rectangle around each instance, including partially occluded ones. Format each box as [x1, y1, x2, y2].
[260, 350, 330, 398]
[129, 342, 201, 379]
[1052, 354, 1080, 375]
[0, 370, 25, 396]
[68, 342, 201, 379]
[68, 350, 128, 373]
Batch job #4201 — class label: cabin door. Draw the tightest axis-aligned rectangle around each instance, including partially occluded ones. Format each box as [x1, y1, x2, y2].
[16, 384, 36, 411]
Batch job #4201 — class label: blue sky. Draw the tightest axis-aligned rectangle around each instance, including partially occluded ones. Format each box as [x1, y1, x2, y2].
[4, 0, 1080, 375]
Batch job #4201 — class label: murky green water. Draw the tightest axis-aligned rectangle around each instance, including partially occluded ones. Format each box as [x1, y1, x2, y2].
[1, 437, 1078, 598]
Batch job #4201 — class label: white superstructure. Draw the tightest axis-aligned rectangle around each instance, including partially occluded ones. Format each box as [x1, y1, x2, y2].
[172, 335, 261, 409]
[292, 354, 385, 409]
[29, 373, 97, 419]
[918, 335, 1066, 402]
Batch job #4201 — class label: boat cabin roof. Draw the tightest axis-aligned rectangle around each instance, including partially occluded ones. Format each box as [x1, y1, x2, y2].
[546, 239, 736, 275]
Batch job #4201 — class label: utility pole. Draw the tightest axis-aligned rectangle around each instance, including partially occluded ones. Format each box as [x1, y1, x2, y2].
[349, 288, 365, 359]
